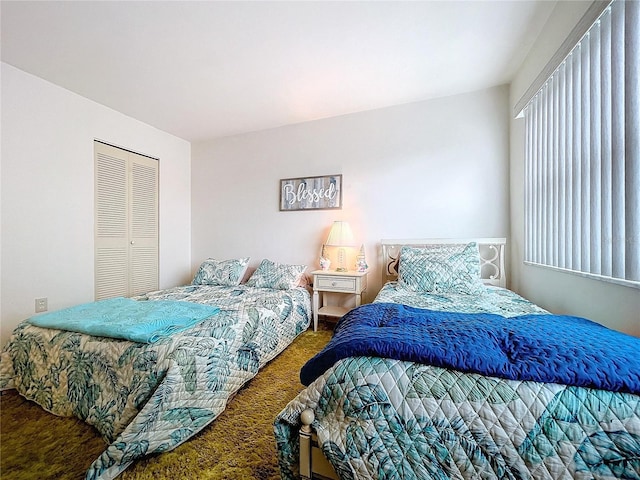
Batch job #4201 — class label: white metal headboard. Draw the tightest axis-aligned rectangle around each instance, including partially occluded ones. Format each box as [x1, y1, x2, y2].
[380, 238, 507, 288]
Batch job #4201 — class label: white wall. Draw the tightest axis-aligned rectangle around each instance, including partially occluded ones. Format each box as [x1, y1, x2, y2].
[509, 2, 640, 336]
[0, 63, 192, 345]
[192, 85, 510, 301]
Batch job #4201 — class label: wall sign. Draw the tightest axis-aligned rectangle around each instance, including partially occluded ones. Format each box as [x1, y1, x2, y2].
[279, 174, 342, 211]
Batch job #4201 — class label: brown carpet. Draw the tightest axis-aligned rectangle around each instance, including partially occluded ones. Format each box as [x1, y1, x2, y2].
[0, 325, 332, 480]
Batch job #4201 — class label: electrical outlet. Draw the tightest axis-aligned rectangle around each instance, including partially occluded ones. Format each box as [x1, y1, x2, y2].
[35, 297, 48, 313]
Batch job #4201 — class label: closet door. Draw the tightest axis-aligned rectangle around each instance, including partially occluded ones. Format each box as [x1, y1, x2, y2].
[129, 153, 159, 296]
[95, 142, 158, 300]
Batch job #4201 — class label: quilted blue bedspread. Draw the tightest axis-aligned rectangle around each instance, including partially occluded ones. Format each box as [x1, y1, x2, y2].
[27, 297, 220, 343]
[277, 287, 640, 480]
[301, 302, 640, 393]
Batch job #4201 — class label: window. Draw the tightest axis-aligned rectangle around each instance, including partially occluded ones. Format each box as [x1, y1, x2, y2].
[522, 0, 639, 288]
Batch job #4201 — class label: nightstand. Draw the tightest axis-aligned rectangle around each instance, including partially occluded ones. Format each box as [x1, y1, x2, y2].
[311, 270, 368, 331]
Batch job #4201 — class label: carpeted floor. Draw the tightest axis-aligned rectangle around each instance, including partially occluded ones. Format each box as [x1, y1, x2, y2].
[0, 325, 333, 480]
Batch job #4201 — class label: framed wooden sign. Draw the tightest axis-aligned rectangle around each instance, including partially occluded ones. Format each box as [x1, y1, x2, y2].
[279, 174, 342, 211]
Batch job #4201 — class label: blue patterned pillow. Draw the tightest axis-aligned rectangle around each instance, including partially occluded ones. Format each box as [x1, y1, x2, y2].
[245, 259, 307, 290]
[398, 243, 484, 295]
[192, 257, 250, 286]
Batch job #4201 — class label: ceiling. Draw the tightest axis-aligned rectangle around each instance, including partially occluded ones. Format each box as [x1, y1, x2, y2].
[1, 1, 557, 142]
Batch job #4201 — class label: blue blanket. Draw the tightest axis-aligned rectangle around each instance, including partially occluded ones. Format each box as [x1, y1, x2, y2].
[28, 297, 220, 343]
[300, 303, 640, 394]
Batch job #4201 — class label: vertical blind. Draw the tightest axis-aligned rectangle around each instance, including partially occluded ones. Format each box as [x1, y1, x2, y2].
[524, 0, 639, 287]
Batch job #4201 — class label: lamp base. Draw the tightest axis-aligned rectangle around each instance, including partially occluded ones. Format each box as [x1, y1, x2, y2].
[335, 247, 348, 273]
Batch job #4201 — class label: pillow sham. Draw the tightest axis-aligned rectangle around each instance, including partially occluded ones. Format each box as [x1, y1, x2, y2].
[192, 257, 250, 286]
[398, 242, 484, 295]
[245, 259, 307, 290]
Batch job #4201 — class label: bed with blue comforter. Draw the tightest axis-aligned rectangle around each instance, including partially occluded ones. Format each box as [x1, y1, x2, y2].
[274, 241, 640, 480]
[1, 282, 311, 479]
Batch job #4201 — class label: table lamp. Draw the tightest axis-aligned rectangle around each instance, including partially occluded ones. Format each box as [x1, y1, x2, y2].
[325, 221, 355, 272]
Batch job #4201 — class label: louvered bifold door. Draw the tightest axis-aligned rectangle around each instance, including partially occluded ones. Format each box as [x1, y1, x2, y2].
[95, 143, 129, 299]
[95, 142, 158, 300]
[129, 153, 159, 296]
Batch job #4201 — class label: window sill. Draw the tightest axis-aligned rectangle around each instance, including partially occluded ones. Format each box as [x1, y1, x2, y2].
[523, 261, 640, 290]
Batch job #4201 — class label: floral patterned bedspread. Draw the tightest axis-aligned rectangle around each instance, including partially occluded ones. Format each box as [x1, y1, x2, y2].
[375, 282, 549, 317]
[274, 284, 640, 479]
[1, 284, 310, 479]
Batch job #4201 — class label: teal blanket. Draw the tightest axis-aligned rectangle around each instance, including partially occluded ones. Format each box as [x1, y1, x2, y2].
[27, 297, 220, 343]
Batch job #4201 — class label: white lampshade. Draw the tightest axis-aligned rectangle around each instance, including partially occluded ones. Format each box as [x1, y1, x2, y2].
[325, 221, 355, 247]
[325, 221, 356, 272]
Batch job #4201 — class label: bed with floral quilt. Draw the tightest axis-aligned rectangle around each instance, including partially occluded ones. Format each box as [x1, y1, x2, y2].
[273, 239, 640, 480]
[0, 257, 311, 480]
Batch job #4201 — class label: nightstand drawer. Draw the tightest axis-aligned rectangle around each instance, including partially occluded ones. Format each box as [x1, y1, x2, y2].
[315, 276, 356, 292]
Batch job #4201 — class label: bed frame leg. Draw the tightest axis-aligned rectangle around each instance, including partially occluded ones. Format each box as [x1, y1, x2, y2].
[300, 409, 315, 480]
